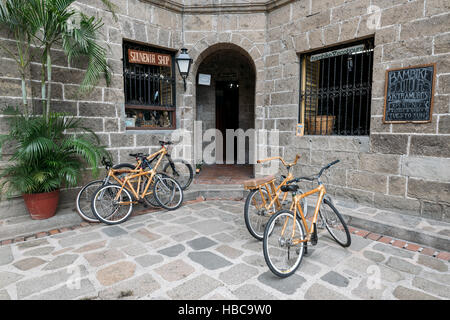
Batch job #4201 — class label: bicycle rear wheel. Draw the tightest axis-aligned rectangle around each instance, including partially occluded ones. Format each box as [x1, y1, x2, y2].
[91, 184, 133, 225]
[162, 159, 193, 190]
[263, 210, 305, 278]
[319, 198, 351, 247]
[153, 175, 183, 210]
[244, 188, 275, 241]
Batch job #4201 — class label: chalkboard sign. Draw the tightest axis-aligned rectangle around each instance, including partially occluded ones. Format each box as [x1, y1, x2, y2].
[383, 64, 436, 123]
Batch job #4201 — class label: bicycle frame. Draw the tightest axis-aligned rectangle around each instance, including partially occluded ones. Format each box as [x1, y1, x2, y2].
[106, 146, 168, 204]
[284, 184, 326, 245]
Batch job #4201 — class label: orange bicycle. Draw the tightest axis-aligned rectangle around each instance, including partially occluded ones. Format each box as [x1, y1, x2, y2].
[262, 160, 351, 277]
[90, 142, 183, 225]
[243, 155, 308, 241]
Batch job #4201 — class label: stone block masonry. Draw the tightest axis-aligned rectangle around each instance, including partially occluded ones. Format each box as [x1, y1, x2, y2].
[0, 0, 449, 222]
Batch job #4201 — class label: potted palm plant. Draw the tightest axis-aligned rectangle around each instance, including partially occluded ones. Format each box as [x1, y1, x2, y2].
[0, 0, 117, 219]
[0, 109, 108, 219]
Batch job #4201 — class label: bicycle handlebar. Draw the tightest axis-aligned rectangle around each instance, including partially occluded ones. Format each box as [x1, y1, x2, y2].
[256, 154, 300, 168]
[286, 160, 340, 185]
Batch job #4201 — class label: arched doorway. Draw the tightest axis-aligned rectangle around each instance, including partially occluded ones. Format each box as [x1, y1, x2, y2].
[195, 45, 256, 181]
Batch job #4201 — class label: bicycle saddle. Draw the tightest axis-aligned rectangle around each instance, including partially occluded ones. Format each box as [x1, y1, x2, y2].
[281, 184, 299, 193]
[159, 140, 173, 145]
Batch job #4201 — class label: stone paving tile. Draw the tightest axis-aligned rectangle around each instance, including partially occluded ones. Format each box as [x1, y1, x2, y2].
[166, 274, 223, 300]
[417, 255, 448, 272]
[29, 278, 95, 300]
[297, 260, 322, 276]
[412, 277, 450, 299]
[215, 245, 243, 259]
[257, 271, 306, 295]
[186, 237, 217, 250]
[130, 228, 161, 243]
[84, 249, 126, 267]
[135, 254, 164, 268]
[351, 279, 386, 300]
[13, 257, 47, 271]
[0, 200, 448, 300]
[188, 251, 232, 270]
[16, 239, 49, 250]
[0, 289, 10, 300]
[393, 285, 440, 300]
[320, 271, 349, 288]
[241, 254, 266, 268]
[157, 244, 185, 257]
[43, 254, 79, 271]
[188, 219, 233, 235]
[99, 273, 160, 299]
[171, 230, 198, 242]
[385, 257, 423, 275]
[211, 232, 235, 243]
[232, 284, 278, 300]
[154, 260, 195, 282]
[313, 246, 351, 267]
[363, 250, 386, 263]
[58, 232, 102, 248]
[101, 226, 128, 238]
[219, 263, 259, 285]
[121, 244, 148, 257]
[16, 267, 86, 299]
[0, 271, 24, 289]
[124, 223, 145, 230]
[304, 283, 349, 300]
[96, 261, 136, 286]
[22, 246, 55, 257]
[422, 273, 450, 291]
[372, 243, 415, 259]
[73, 240, 107, 253]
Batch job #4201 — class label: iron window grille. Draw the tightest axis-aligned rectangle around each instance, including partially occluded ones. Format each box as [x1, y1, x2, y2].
[123, 40, 177, 130]
[299, 38, 374, 136]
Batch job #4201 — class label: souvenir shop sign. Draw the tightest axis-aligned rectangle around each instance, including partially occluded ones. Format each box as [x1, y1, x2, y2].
[128, 49, 171, 67]
[383, 64, 435, 123]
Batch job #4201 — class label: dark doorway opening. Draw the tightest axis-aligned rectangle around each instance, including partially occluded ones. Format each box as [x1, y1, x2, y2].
[216, 81, 239, 163]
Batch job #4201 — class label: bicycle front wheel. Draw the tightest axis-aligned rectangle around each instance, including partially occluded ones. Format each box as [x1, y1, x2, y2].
[91, 184, 133, 225]
[76, 180, 104, 223]
[75, 164, 135, 223]
[263, 210, 305, 278]
[319, 198, 351, 247]
[244, 188, 275, 241]
[153, 175, 184, 210]
[162, 159, 193, 190]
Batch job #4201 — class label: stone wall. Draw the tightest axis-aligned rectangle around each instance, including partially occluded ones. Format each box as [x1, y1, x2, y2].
[259, 0, 450, 221]
[0, 0, 449, 221]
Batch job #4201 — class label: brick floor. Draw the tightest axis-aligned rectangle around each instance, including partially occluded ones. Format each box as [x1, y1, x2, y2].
[194, 164, 253, 184]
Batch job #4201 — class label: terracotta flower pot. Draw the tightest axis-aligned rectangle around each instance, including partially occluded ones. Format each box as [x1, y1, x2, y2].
[22, 190, 60, 220]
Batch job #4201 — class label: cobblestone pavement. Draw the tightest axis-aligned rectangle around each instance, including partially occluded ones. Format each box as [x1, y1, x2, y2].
[0, 200, 449, 300]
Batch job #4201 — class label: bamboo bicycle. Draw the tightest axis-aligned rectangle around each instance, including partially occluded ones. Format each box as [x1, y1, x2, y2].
[262, 160, 351, 278]
[90, 141, 183, 225]
[243, 154, 307, 241]
[76, 140, 191, 222]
